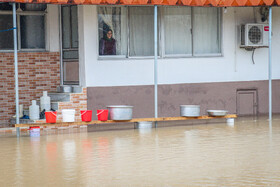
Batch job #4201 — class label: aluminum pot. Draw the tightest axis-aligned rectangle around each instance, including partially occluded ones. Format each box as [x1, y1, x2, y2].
[180, 105, 200, 117]
[107, 105, 133, 120]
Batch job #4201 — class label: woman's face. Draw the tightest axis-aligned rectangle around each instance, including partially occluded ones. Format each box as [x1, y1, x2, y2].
[107, 31, 112, 39]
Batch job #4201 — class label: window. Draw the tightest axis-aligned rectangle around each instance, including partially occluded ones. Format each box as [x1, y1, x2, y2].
[193, 7, 221, 55]
[98, 7, 127, 56]
[0, 3, 46, 50]
[98, 6, 221, 58]
[163, 7, 192, 56]
[129, 7, 154, 56]
[163, 7, 221, 56]
[0, 15, 13, 50]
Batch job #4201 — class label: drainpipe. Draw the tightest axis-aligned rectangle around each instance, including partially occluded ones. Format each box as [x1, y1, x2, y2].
[154, 5, 158, 126]
[59, 5, 63, 86]
[13, 3, 20, 136]
[268, 7, 272, 121]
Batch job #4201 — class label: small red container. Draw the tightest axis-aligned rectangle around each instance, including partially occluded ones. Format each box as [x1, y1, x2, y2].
[97, 109, 108, 121]
[29, 126, 40, 130]
[45, 111, 57, 123]
[80, 110, 92, 122]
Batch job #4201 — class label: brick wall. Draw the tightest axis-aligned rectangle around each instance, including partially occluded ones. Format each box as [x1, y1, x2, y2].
[0, 52, 60, 127]
[57, 88, 87, 122]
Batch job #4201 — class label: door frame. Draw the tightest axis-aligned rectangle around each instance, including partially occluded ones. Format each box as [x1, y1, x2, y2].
[59, 5, 80, 86]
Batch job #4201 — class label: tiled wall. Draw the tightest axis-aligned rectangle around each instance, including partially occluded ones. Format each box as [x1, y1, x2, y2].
[0, 52, 60, 127]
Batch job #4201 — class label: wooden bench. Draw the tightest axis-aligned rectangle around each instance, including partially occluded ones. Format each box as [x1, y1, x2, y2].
[15, 114, 237, 128]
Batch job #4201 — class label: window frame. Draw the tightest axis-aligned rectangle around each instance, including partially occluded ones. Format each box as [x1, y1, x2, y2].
[0, 5, 47, 52]
[97, 6, 223, 60]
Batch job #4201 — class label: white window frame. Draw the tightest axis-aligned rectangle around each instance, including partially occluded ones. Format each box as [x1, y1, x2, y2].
[97, 6, 223, 60]
[0, 5, 47, 52]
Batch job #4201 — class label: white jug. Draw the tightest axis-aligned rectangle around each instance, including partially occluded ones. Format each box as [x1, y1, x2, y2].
[29, 100, 39, 120]
[40, 91, 51, 112]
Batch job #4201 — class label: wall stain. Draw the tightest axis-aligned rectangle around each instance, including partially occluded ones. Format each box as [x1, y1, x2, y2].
[145, 88, 152, 95]
[160, 86, 173, 96]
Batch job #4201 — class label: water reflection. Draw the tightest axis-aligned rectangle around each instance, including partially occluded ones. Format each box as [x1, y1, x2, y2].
[63, 140, 76, 160]
[97, 137, 109, 160]
[138, 127, 152, 135]
[1, 117, 280, 186]
[46, 142, 57, 162]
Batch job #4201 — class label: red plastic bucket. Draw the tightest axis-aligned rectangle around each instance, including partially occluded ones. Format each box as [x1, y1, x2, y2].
[45, 111, 57, 123]
[80, 110, 92, 122]
[97, 109, 108, 121]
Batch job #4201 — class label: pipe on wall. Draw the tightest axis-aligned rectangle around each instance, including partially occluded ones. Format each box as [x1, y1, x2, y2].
[13, 3, 20, 136]
[154, 5, 158, 120]
[268, 7, 272, 121]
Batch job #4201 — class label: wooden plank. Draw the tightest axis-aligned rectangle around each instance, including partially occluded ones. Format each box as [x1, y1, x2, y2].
[15, 114, 237, 127]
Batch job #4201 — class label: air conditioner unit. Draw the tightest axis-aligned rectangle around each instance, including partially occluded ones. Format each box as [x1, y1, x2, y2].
[240, 23, 269, 48]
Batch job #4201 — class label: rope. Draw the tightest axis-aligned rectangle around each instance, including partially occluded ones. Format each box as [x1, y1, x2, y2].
[0, 27, 16, 33]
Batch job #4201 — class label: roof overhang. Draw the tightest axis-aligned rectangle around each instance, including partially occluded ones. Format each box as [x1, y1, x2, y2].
[0, 0, 278, 7]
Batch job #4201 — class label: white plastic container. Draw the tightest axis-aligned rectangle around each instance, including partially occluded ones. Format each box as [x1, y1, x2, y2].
[137, 121, 153, 129]
[62, 109, 75, 122]
[29, 100, 39, 120]
[227, 118, 235, 125]
[40, 91, 51, 112]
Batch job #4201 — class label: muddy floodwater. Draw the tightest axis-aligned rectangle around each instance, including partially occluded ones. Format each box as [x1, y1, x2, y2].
[1, 117, 280, 186]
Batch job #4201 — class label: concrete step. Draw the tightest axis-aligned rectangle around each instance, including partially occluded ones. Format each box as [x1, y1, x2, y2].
[10, 118, 35, 125]
[48, 92, 70, 102]
[57, 85, 83, 93]
[72, 86, 83, 93]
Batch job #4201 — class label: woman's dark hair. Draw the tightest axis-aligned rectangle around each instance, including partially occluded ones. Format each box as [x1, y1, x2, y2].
[103, 29, 113, 40]
[107, 29, 113, 33]
[103, 28, 113, 39]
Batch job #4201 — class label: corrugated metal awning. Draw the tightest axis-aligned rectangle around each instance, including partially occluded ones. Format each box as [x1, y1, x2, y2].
[0, 0, 278, 7]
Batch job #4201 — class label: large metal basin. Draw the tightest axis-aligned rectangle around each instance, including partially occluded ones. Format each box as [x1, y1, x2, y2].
[107, 105, 133, 120]
[180, 105, 200, 117]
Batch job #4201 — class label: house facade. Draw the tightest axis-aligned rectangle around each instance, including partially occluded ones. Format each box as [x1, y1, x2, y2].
[0, 2, 280, 126]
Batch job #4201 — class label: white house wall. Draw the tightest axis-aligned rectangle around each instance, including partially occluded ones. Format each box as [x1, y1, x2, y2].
[80, 6, 280, 87]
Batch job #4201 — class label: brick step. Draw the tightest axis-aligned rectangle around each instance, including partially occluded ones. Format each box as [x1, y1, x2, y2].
[9, 87, 87, 126]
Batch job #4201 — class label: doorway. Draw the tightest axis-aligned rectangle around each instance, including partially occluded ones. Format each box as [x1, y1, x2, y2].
[60, 5, 79, 85]
[236, 89, 258, 116]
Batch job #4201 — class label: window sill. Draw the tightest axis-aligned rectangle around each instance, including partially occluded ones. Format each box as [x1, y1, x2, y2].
[0, 49, 48, 53]
[98, 54, 223, 61]
[98, 56, 160, 61]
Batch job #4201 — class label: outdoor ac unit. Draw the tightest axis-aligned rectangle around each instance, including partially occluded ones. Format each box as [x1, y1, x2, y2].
[240, 23, 269, 47]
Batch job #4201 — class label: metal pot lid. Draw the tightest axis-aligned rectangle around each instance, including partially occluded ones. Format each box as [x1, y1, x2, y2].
[180, 105, 200, 107]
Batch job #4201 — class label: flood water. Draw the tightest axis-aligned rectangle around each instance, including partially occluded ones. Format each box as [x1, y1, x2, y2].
[1, 117, 280, 186]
